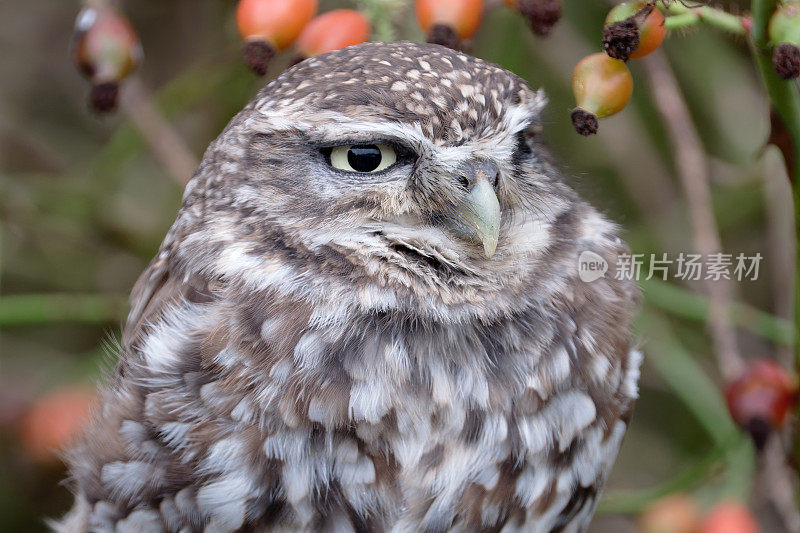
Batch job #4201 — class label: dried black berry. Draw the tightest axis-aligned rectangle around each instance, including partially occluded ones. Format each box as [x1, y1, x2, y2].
[773, 43, 800, 79]
[571, 108, 599, 137]
[90, 82, 119, 112]
[243, 40, 276, 76]
[427, 24, 461, 50]
[518, 0, 563, 36]
[603, 20, 641, 61]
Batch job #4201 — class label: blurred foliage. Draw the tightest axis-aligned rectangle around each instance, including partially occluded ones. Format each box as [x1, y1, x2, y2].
[0, 0, 794, 531]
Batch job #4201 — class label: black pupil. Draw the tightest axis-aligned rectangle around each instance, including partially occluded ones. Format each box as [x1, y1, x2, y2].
[347, 145, 382, 172]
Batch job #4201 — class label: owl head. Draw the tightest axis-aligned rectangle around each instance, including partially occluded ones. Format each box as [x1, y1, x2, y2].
[168, 41, 583, 320]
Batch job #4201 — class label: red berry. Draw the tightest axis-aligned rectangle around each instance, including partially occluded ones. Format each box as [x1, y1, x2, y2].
[700, 501, 760, 533]
[237, 0, 318, 74]
[416, 0, 483, 48]
[19, 386, 94, 465]
[724, 358, 798, 449]
[70, 3, 142, 111]
[571, 53, 633, 135]
[603, 1, 666, 61]
[295, 10, 370, 58]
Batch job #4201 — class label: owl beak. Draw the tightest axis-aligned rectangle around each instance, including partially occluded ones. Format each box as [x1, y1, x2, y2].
[452, 176, 501, 259]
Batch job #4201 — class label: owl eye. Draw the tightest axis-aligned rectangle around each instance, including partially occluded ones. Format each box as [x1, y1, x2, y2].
[329, 144, 397, 173]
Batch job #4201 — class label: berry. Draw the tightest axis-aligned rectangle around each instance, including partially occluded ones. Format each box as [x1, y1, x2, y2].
[415, 0, 483, 49]
[700, 501, 760, 533]
[639, 494, 700, 533]
[769, 2, 800, 79]
[70, 3, 142, 112]
[603, 1, 666, 61]
[19, 386, 94, 465]
[237, 0, 318, 74]
[295, 10, 370, 59]
[506, 0, 563, 36]
[724, 358, 798, 450]
[571, 53, 633, 136]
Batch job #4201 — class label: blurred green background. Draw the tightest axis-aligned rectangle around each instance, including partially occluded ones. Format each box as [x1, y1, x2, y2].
[0, 0, 795, 531]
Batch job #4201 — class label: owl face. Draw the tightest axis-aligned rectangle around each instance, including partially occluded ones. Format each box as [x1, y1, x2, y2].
[179, 42, 576, 317]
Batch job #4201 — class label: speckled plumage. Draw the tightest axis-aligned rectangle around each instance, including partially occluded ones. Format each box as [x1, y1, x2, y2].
[58, 41, 640, 533]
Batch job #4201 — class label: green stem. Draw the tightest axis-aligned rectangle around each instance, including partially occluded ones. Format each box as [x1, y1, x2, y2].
[751, 0, 800, 466]
[642, 279, 796, 347]
[0, 293, 128, 327]
[661, 4, 749, 35]
[664, 12, 702, 30]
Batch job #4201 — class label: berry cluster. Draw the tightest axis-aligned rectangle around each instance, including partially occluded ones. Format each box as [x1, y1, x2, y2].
[237, 0, 370, 75]
[571, 1, 666, 136]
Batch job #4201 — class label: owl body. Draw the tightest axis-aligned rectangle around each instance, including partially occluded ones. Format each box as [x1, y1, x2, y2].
[59, 42, 640, 532]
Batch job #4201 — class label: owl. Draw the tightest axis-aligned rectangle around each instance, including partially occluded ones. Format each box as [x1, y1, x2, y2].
[57, 41, 640, 533]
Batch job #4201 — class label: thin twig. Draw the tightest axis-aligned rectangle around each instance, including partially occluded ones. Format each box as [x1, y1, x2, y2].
[763, 151, 797, 366]
[119, 77, 198, 186]
[759, 435, 800, 532]
[641, 51, 745, 382]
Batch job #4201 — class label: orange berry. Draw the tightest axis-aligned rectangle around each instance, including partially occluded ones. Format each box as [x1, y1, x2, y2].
[603, 2, 666, 61]
[724, 358, 798, 450]
[415, 0, 484, 42]
[296, 10, 370, 58]
[237, 0, 317, 74]
[630, 7, 666, 59]
[571, 53, 633, 135]
[19, 386, 94, 465]
[237, 0, 317, 49]
[700, 501, 760, 533]
[639, 494, 701, 533]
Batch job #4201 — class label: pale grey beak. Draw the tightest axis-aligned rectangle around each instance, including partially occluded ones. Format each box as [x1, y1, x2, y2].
[446, 161, 501, 258]
[459, 178, 501, 258]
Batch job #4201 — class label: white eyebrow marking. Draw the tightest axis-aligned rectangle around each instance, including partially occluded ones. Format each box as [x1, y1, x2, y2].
[245, 97, 542, 169]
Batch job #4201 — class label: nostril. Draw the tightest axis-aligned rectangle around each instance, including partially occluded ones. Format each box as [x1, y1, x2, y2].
[456, 161, 500, 190]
